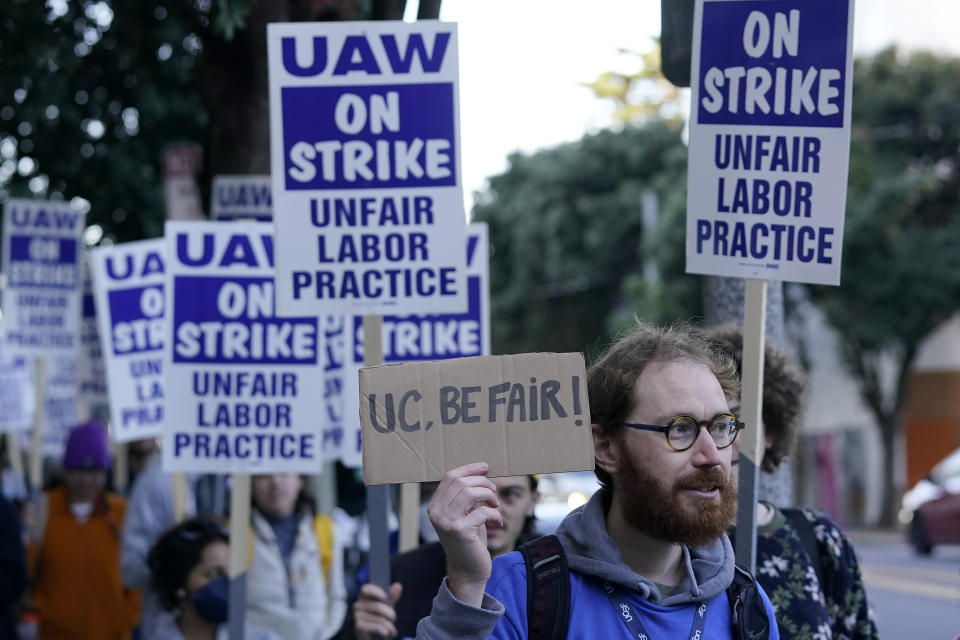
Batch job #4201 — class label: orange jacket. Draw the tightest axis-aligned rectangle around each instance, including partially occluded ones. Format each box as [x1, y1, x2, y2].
[28, 487, 140, 640]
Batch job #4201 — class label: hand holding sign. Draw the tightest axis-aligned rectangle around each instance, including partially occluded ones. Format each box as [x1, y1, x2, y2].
[353, 582, 403, 640]
[427, 462, 501, 607]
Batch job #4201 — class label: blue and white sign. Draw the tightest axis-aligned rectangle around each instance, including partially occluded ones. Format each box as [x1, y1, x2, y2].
[267, 21, 468, 315]
[0, 343, 34, 433]
[210, 175, 273, 222]
[1, 199, 85, 356]
[685, 0, 854, 285]
[90, 239, 166, 443]
[39, 355, 78, 456]
[162, 222, 325, 473]
[341, 222, 489, 467]
[320, 315, 346, 462]
[78, 258, 108, 421]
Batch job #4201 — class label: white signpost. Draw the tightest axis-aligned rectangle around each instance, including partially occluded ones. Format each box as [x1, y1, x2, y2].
[686, 0, 854, 286]
[0, 345, 34, 434]
[1, 199, 85, 470]
[78, 258, 108, 423]
[686, 0, 855, 570]
[211, 175, 274, 222]
[90, 239, 167, 443]
[267, 21, 468, 316]
[161, 221, 325, 474]
[1, 199, 85, 357]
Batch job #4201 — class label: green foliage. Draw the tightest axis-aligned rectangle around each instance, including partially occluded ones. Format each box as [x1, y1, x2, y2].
[806, 47, 960, 522]
[809, 47, 960, 415]
[0, 0, 207, 242]
[472, 121, 695, 356]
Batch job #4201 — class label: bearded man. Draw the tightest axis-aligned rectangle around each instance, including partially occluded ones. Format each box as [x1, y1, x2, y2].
[413, 321, 780, 640]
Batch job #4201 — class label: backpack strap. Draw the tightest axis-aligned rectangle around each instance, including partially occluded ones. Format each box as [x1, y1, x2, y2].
[519, 535, 570, 640]
[726, 564, 770, 640]
[313, 513, 334, 584]
[781, 507, 824, 588]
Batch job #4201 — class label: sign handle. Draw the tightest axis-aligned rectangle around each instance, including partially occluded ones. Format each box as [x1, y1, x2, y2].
[8, 432, 24, 483]
[363, 315, 392, 595]
[29, 357, 46, 494]
[228, 473, 251, 640]
[113, 441, 129, 494]
[398, 483, 420, 552]
[171, 473, 190, 522]
[735, 278, 767, 573]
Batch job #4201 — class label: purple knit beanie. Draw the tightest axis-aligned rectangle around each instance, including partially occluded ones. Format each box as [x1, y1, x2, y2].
[63, 421, 110, 470]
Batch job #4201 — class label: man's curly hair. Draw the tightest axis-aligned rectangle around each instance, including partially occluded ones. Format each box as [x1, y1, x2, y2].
[706, 324, 807, 473]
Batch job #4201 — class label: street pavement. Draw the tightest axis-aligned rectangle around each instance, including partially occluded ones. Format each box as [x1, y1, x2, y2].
[847, 529, 960, 639]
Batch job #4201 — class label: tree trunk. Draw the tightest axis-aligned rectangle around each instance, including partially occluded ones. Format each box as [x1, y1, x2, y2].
[878, 417, 899, 527]
[201, 2, 291, 181]
[200, 0, 423, 187]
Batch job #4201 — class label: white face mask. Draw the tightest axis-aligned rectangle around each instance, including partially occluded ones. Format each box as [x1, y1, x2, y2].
[418, 502, 440, 543]
[70, 502, 94, 523]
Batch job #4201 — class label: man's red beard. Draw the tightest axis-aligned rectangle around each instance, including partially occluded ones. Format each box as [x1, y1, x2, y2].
[615, 453, 737, 548]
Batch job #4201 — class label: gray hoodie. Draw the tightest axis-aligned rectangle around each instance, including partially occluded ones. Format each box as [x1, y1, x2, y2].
[415, 488, 736, 639]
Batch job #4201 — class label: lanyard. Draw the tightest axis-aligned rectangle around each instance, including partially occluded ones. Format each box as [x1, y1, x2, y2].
[600, 580, 709, 640]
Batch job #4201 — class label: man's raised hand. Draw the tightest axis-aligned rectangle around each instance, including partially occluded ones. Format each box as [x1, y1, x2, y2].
[427, 462, 502, 607]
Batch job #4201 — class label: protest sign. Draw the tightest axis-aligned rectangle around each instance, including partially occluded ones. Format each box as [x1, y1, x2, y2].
[0, 344, 34, 433]
[164, 144, 205, 221]
[37, 355, 78, 456]
[685, 0, 854, 285]
[359, 352, 594, 485]
[208, 181, 346, 461]
[267, 21, 468, 315]
[210, 175, 273, 222]
[1, 199, 85, 357]
[341, 223, 489, 467]
[78, 258, 108, 421]
[321, 315, 346, 461]
[162, 221, 324, 473]
[90, 239, 166, 442]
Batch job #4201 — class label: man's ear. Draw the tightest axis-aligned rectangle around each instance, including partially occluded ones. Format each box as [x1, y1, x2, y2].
[592, 423, 620, 476]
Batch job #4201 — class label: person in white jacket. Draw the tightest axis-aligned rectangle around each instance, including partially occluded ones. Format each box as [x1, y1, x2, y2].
[247, 474, 347, 640]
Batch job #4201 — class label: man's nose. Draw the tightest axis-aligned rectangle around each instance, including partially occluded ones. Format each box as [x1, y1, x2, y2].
[690, 427, 725, 467]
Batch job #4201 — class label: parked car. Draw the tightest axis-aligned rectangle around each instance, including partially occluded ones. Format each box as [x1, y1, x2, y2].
[534, 470, 600, 534]
[901, 446, 960, 555]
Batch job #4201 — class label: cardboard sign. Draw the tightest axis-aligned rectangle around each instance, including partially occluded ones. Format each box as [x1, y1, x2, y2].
[685, 0, 854, 285]
[341, 223, 490, 467]
[162, 221, 325, 473]
[0, 344, 34, 433]
[267, 21, 468, 315]
[77, 258, 108, 417]
[89, 239, 166, 442]
[211, 175, 273, 222]
[1, 199, 85, 357]
[360, 353, 594, 485]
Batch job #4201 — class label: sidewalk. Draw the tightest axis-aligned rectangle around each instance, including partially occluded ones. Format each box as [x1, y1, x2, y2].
[844, 527, 904, 546]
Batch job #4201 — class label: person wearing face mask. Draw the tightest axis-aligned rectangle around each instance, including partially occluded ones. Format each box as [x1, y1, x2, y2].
[344, 475, 540, 640]
[147, 517, 277, 640]
[245, 474, 347, 640]
[24, 421, 140, 639]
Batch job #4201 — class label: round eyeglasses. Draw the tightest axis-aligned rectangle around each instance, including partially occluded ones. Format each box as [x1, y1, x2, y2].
[617, 413, 745, 451]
